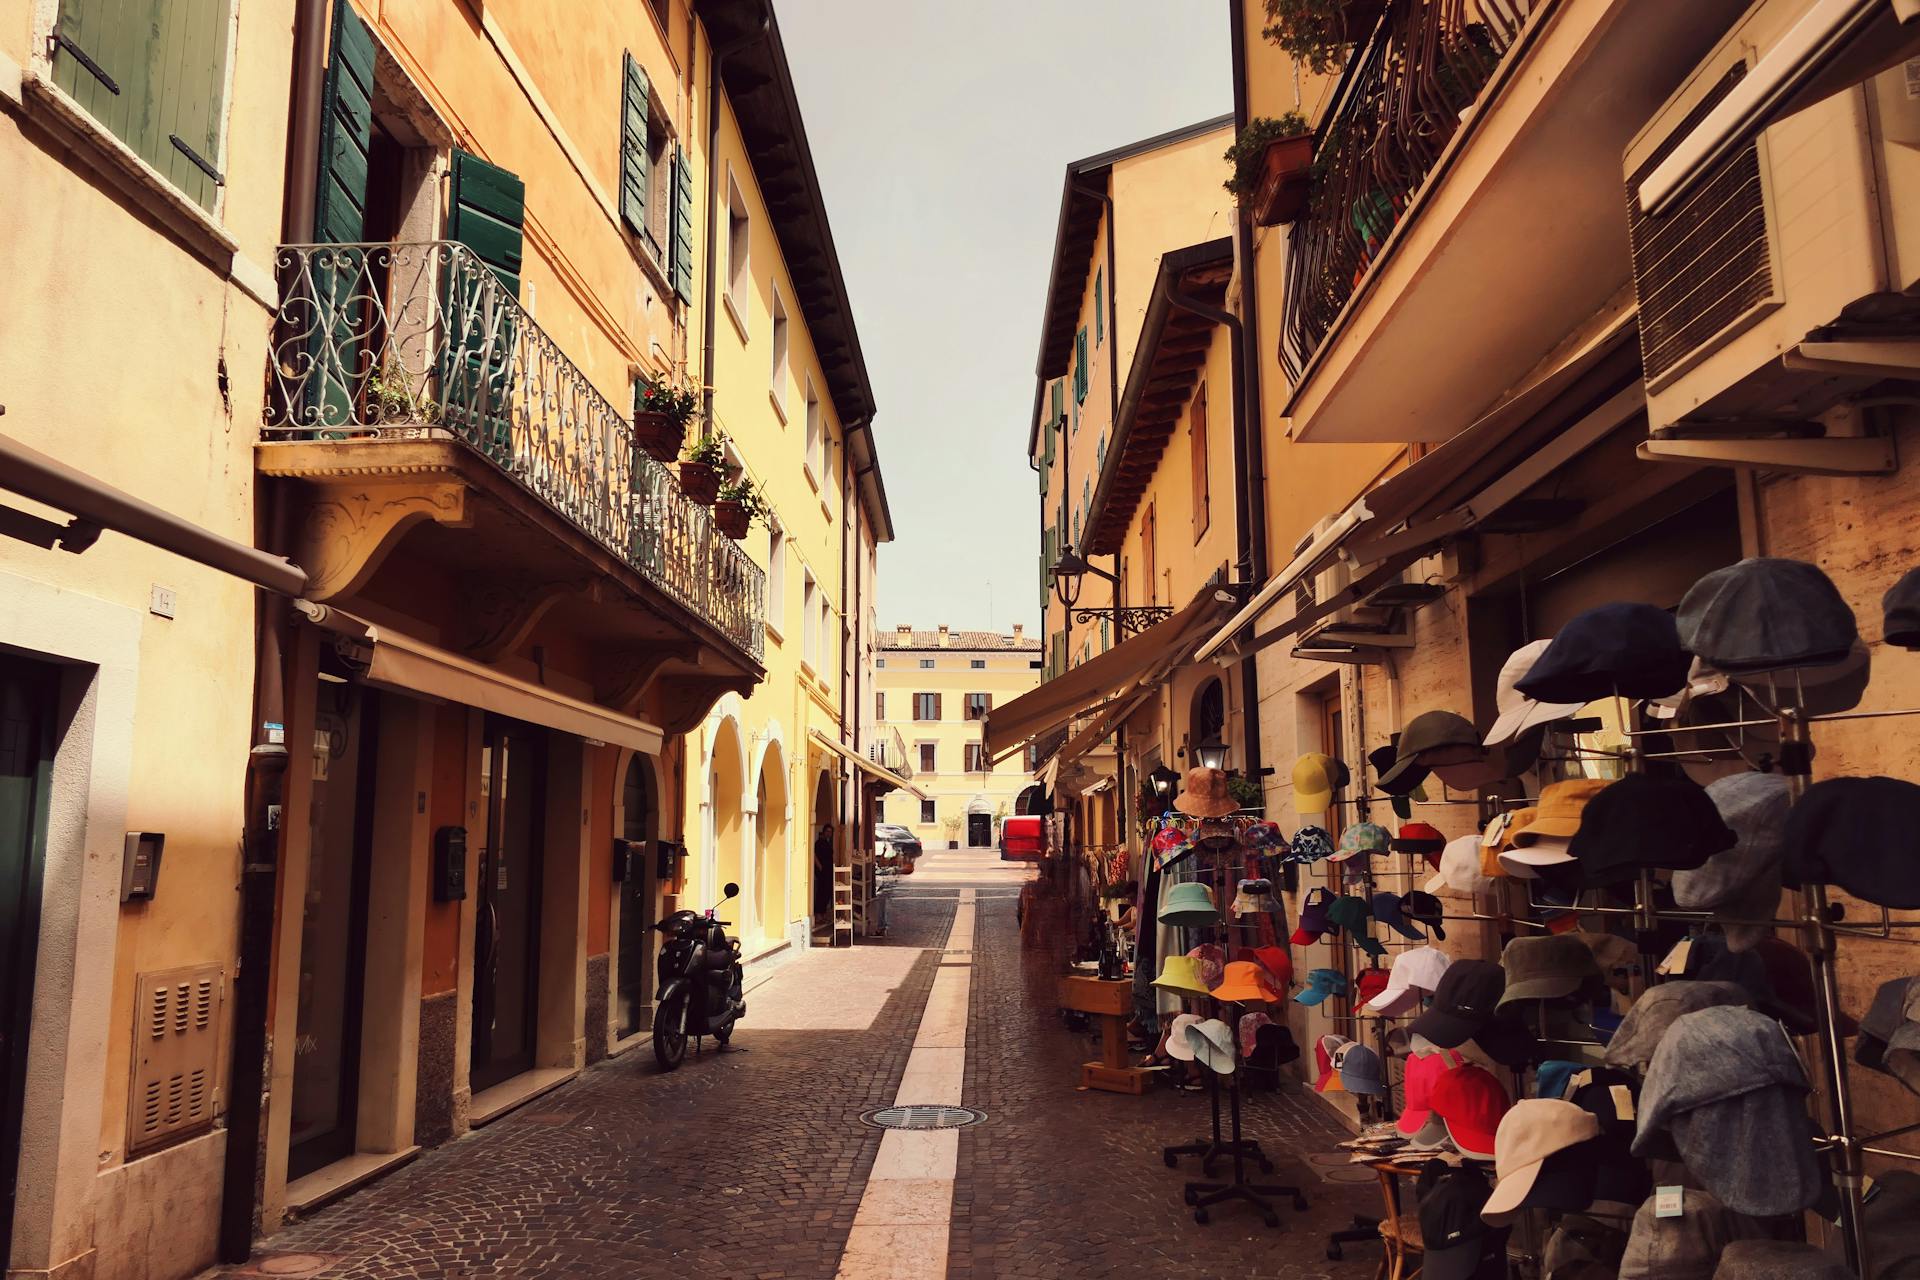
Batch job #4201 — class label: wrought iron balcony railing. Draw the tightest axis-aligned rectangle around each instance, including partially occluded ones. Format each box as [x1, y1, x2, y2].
[868, 726, 913, 779]
[263, 241, 764, 663]
[1279, 0, 1540, 382]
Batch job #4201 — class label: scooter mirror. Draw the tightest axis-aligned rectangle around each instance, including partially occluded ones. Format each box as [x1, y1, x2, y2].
[723, 882, 740, 899]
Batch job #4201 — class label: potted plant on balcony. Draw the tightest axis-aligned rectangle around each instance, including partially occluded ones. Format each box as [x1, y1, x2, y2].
[678, 431, 726, 506]
[712, 476, 768, 540]
[1261, 0, 1388, 75]
[633, 370, 697, 462]
[1224, 113, 1314, 226]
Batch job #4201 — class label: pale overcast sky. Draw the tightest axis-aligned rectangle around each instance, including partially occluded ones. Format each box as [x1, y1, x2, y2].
[777, 0, 1232, 636]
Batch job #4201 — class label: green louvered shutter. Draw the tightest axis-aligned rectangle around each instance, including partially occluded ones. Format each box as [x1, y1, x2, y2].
[620, 52, 650, 238]
[443, 150, 525, 460]
[52, 0, 230, 210]
[1051, 379, 1065, 429]
[447, 149, 525, 294]
[1094, 271, 1104, 344]
[304, 0, 379, 429]
[669, 142, 695, 302]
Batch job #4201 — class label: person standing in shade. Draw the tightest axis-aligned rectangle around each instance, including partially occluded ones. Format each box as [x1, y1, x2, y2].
[813, 824, 834, 929]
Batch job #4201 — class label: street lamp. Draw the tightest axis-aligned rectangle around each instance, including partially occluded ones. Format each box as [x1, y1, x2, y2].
[1194, 736, 1229, 772]
[1050, 549, 1117, 609]
[1149, 764, 1180, 797]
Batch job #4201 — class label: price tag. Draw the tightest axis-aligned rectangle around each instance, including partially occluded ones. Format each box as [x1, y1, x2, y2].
[1612, 1084, 1636, 1122]
[1655, 1186, 1684, 1219]
[1657, 938, 1692, 976]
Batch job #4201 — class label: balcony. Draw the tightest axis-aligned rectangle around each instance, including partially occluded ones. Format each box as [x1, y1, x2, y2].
[868, 726, 914, 780]
[259, 242, 764, 682]
[1279, 0, 1754, 443]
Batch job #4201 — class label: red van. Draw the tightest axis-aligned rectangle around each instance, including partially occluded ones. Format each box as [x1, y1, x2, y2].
[999, 815, 1045, 862]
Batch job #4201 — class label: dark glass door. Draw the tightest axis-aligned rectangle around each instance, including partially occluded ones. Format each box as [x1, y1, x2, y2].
[289, 676, 379, 1179]
[615, 756, 656, 1038]
[472, 719, 544, 1092]
[0, 656, 56, 1264]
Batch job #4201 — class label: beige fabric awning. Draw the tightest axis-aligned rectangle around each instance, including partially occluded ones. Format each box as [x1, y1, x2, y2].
[984, 586, 1228, 762]
[809, 730, 927, 800]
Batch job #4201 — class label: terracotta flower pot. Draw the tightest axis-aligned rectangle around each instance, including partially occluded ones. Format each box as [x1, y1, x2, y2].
[678, 460, 721, 505]
[713, 498, 751, 539]
[1254, 132, 1315, 227]
[633, 409, 685, 463]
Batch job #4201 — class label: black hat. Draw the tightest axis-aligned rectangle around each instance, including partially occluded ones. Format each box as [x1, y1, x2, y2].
[1569, 774, 1736, 888]
[1370, 739, 1428, 797]
[1566, 1067, 1643, 1144]
[1678, 557, 1857, 673]
[1782, 776, 1920, 910]
[1418, 1167, 1509, 1280]
[1884, 568, 1920, 649]
[1516, 603, 1691, 704]
[1404, 890, 1447, 941]
[1411, 960, 1505, 1048]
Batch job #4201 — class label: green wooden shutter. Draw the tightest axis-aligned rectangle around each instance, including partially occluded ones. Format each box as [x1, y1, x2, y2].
[620, 52, 651, 237]
[447, 149, 525, 294]
[1095, 271, 1104, 344]
[669, 142, 695, 302]
[1051, 379, 1064, 429]
[444, 149, 525, 459]
[53, 0, 231, 210]
[314, 0, 376, 243]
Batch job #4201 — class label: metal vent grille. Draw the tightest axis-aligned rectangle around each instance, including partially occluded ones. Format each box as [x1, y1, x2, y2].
[129, 964, 223, 1153]
[1628, 63, 1775, 384]
[860, 1105, 986, 1131]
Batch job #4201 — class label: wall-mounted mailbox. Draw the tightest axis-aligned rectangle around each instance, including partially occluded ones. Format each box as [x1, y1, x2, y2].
[656, 839, 683, 882]
[611, 837, 641, 883]
[433, 826, 468, 901]
[120, 832, 165, 902]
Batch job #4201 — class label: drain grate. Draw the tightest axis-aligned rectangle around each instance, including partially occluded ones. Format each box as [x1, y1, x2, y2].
[861, 1104, 986, 1131]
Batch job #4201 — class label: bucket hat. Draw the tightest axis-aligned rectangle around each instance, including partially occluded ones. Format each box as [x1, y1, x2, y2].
[1392, 821, 1447, 859]
[1338, 1042, 1388, 1095]
[1678, 557, 1857, 674]
[1186, 944, 1226, 989]
[1857, 975, 1920, 1095]
[1499, 935, 1604, 1006]
[1164, 1012, 1204, 1061]
[1312, 1033, 1352, 1091]
[1174, 766, 1239, 818]
[1292, 752, 1348, 814]
[1480, 1099, 1602, 1223]
[1229, 878, 1275, 916]
[1634, 1005, 1822, 1215]
[1372, 891, 1426, 941]
[1427, 834, 1494, 896]
[1371, 739, 1429, 797]
[1295, 967, 1347, 1006]
[1380, 712, 1484, 789]
[1289, 824, 1335, 864]
[1431, 1063, 1512, 1161]
[1603, 980, 1751, 1069]
[1290, 888, 1333, 944]
[1783, 775, 1920, 910]
[1885, 566, 1920, 649]
[1569, 773, 1736, 887]
[1412, 960, 1506, 1047]
[1151, 955, 1214, 997]
[1212, 960, 1285, 1004]
[1332, 821, 1391, 862]
[1243, 820, 1285, 850]
[1184, 1017, 1236, 1074]
[1237, 1010, 1274, 1057]
[1675, 772, 1791, 950]
[1714, 1240, 1853, 1279]
[1240, 945, 1294, 989]
[1618, 1189, 1770, 1280]
[1517, 602, 1691, 704]
[1158, 881, 1220, 927]
[1365, 945, 1453, 1016]
[1418, 1165, 1509, 1280]
[1399, 1046, 1466, 1135]
[1486, 638, 1588, 746]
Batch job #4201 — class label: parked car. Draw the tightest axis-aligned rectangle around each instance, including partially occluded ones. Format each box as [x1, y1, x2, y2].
[874, 823, 921, 859]
[999, 815, 1045, 862]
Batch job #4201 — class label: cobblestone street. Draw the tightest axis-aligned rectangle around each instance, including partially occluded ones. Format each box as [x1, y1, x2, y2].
[220, 851, 1378, 1280]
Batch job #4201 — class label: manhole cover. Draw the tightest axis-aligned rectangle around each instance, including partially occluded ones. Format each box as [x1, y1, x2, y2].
[253, 1255, 333, 1276]
[860, 1105, 986, 1131]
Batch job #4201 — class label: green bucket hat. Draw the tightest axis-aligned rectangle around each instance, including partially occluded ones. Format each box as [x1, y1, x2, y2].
[1159, 881, 1220, 927]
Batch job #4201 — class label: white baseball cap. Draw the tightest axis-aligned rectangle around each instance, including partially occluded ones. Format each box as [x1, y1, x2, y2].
[1426, 833, 1495, 895]
[1483, 640, 1586, 746]
[1364, 945, 1454, 1015]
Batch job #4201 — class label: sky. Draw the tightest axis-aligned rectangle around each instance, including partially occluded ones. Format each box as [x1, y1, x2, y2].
[777, 0, 1232, 637]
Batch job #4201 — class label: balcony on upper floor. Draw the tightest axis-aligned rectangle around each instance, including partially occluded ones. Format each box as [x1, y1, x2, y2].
[868, 726, 914, 781]
[258, 241, 764, 721]
[1278, 0, 1754, 444]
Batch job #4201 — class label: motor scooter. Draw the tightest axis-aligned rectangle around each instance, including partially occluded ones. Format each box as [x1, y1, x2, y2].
[651, 882, 745, 1071]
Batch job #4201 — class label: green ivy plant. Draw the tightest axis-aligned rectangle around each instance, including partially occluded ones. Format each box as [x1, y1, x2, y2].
[1226, 775, 1265, 813]
[716, 476, 772, 526]
[681, 430, 728, 467]
[636, 370, 698, 425]
[1263, 0, 1363, 75]
[1223, 112, 1311, 200]
[367, 362, 440, 423]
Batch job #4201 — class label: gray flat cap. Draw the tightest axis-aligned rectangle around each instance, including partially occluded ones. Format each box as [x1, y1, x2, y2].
[1618, 1188, 1768, 1279]
[1714, 1239, 1852, 1279]
[1604, 981, 1751, 1070]
[1677, 557, 1857, 673]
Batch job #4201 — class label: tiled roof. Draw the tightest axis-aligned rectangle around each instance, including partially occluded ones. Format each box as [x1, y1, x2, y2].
[882, 630, 1041, 652]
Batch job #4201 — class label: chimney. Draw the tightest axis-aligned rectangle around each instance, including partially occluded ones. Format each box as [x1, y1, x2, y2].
[938, 624, 950, 647]
[895, 624, 913, 642]
[1011, 623, 1024, 644]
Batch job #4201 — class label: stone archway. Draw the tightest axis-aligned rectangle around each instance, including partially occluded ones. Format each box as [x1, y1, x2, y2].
[810, 769, 837, 936]
[753, 741, 790, 947]
[708, 718, 746, 911]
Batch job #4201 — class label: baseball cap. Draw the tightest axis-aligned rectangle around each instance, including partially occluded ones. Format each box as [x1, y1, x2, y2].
[1676, 772, 1791, 951]
[1353, 968, 1391, 1005]
[1569, 773, 1736, 887]
[1480, 807, 1536, 880]
[1677, 557, 1857, 674]
[1856, 975, 1920, 1095]
[1518, 602, 1692, 704]
[1783, 775, 1920, 910]
[1292, 752, 1349, 814]
[1399, 1046, 1464, 1135]
[1633, 1005, 1823, 1215]
[1501, 779, 1609, 878]
[1618, 1189, 1770, 1280]
[1431, 1063, 1511, 1160]
[1338, 1042, 1388, 1095]
[1485, 638, 1587, 746]
[1324, 893, 1372, 933]
[1372, 891, 1426, 941]
[1418, 1166, 1509, 1280]
[1290, 887, 1333, 944]
[1365, 945, 1453, 1016]
[1295, 967, 1348, 1007]
[1311, 1033, 1351, 1091]
[1240, 945, 1294, 989]
[1884, 566, 1920, 649]
[1289, 824, 1335, 864]
[1412, 960, 1506, 1047]
[1379, 712, 1484, 789]
[1427, 833, 1494, 896]
[1404, 890, 1447, 940]
[1498, 935, 1604, 1006]
[1603, 980, 1752, 1069]
[1332, 821, 1391, 862]
[1371, 739, 1428, 798]
[1480, 1099, 1602, 1223]
[1392, 821, 1447, 859]
[1714, 1240, 1853, 1279]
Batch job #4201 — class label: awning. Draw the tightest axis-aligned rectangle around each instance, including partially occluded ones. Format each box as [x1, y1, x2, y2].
[809, 730, 927, 800]
[983, 584, 1229, 761]
[294, 604, 668, 754]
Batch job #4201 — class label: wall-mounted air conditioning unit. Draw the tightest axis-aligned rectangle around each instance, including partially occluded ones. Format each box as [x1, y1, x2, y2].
[1624, 0, 1920, 473]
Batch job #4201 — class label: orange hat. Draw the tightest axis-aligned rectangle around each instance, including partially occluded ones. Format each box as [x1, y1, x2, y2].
[1212, 960, 1286, 1004]
[1513, 778, 1612, 843]
[1480, 807, 1538, 879]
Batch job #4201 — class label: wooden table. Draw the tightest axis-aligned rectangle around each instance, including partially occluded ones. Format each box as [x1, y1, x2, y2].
[1056, 974, 1151, 1095]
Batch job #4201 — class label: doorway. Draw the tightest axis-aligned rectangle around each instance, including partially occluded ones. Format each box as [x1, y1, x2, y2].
[0, 655, 56, 1262]
[472, 718, 546, 1093]
[810, 771, 835, 936]
[966, 813, 991, 847]
[288, 673, 380, 1179]
[615, 755, 656, 1039]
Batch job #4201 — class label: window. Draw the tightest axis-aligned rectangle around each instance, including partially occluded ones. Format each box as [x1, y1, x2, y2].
[913, 693, 941, 721]
[875, 692, 885, 720]
[970, 659, 986, 670]
[1190, 382, 1211, 539]
[804, 380, 824, 480]
[875, 658, 886, 669]
[817, 592, 833, 683]
[964, 693, 990, 721]
[918, 743, 936, 773]
[920, 799, 937, 824]
[802, 572, 819, 668]
[1094, 269, 1104, 345]
[648, 0, 670, 25]
[1141, 502, 1158, 604]
[770, 289, 790, 417]
[765, 527, 786, 638]
[1073, 327, 1090, 403]
[964, 743, 986, 772]
[725, 167, 750, 325]
[51, 0, 232, 211]
[618, 52, 675, 270]
[919, 659, 935, 670]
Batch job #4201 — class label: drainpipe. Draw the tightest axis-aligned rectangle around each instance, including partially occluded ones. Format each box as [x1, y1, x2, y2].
[699, 4, 770, 429]
[220, 0, 326, 1259]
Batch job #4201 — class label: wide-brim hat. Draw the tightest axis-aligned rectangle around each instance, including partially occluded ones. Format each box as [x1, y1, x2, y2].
[1213, 960, 1284, 1004]
[1151, 955, 1213, 997]
[1174, 766, 1239, 817]
[1165, 1012, 1203, 1061]
[1158, 881, 1220, 927]
[1185, 1018, 1236, 1074]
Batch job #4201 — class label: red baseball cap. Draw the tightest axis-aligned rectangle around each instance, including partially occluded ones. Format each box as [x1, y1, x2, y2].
[1397, 1047, 1463, 1135]
[1239, 945, 1294, 988]
[1354, 969, 1391, 1005]
[1393, 822, 1448, 867]
[1430, 1063, 1510, 1158]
